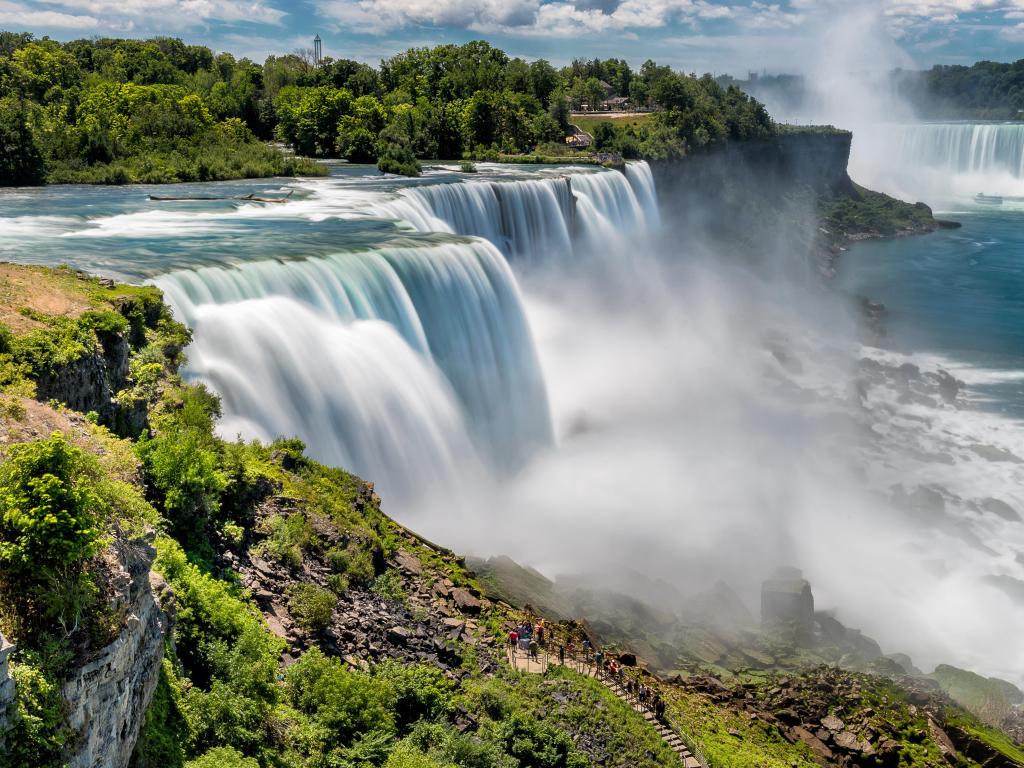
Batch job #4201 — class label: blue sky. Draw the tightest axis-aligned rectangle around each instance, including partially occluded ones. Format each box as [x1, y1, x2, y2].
[2, 0, 1024, 75]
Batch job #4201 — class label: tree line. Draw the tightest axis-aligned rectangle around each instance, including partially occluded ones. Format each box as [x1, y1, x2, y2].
[894, 59, 1024, 119]
[0, 33, 776, 184]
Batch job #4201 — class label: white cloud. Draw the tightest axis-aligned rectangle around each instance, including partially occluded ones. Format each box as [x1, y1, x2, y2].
[24, 0, 288, 32]
[315, 0, 740, 37]
[0, 0, 98, 28]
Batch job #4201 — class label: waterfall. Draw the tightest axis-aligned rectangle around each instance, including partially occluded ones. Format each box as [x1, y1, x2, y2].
[368, 163, 658, 262]
[893, 123, 1024, 178]
[851, 122, 1024, 198]
[183, 299, 481, 498]
[152, 162, 661, 502]
[154, 238, 552, 483]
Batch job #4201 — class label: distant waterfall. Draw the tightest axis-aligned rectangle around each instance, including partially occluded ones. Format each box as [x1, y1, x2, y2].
[894, 123, 1024, 178]
[370, 162, 658, 261]
[155, 238, 552, 484]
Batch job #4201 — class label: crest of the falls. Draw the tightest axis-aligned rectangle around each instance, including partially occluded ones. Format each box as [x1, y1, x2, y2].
[893, 123, 1024, 178]
[154, 238, 552, 484]
[368, 162, 659, 261]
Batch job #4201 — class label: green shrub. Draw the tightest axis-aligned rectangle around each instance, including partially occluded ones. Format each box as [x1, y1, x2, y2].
[184, 746, 260, 768]
[326, 542, 377, 588]
[257, 512, 314, 568]
[372, 570, 407, 602]
[377, 139, 421, 177]
[287, 584, 335, 634]
[137, 418, 225, 551]
[0, 433, 101, 574]
[285, 648, 397, 746]
[373, 661, 454, 733]
[2, 653, 69, 768]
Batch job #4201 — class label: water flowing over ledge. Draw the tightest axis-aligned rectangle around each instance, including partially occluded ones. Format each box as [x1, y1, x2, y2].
[155, 237, 552, 486]
[367, 163, 660, 262]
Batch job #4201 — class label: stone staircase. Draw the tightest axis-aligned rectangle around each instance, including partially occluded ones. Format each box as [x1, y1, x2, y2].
[602, 672, 705, 768]
[510, 648, 708, 768]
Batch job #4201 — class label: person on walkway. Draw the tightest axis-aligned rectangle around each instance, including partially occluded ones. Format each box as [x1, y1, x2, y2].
[595, 650, 603, 673]
[559, 644, 565, 665]
[529, 638, 539, 661]
[582, 638, 590, 659]
[509, 629, 519, 655]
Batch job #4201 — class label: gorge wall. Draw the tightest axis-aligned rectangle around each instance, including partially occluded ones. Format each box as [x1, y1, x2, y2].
[61, 537, 171, 768]
[649, 131, 854, 256]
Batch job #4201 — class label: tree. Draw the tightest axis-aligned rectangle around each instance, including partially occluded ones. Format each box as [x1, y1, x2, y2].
[0, 98, 45, 185]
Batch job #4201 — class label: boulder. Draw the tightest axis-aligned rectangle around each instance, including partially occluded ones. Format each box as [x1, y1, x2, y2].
[451, 588, 482, 614]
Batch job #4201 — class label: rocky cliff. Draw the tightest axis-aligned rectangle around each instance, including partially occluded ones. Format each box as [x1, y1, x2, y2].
[61, 537, 171, 768]
[647, 130, 937, 271]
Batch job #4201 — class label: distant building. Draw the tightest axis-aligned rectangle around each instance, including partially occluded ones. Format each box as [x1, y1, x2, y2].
[565, 133, 592, 149]
[601, 96, 630, 111]
[313, 35, 323, 67]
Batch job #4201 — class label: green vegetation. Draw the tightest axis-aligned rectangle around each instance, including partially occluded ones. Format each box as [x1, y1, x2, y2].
[930, 664, 1023, 731]
[895, 58, 1024, 119]
[0, 33, 323, 185]
[819, 183, 936, 238]
[0, 33, 779, 182]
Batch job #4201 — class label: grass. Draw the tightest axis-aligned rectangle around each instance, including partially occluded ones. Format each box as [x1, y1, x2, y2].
[819, 182, 936, 238]
[571, 113, 655, 136]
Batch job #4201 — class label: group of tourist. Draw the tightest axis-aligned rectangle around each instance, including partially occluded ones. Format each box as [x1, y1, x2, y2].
[507, 617, 669, 723]
[508, 618, 545, 661]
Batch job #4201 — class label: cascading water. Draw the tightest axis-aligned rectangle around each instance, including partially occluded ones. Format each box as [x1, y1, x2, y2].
[851, 122, 1024, 199]
[183, 299, 480, 498]
[367, 163, 659, 262]
[155, 237, 552, 480]
[148, 162, 660, 503]
[894, 123, 1024, 178]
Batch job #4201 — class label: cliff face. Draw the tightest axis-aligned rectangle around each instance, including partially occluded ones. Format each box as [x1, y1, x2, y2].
[648, 132, 854, 261]
[650, 132, 853, 202]
[61, 537, 171, 768]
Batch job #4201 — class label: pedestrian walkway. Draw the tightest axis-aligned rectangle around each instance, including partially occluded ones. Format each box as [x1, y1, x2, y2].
[506, 644, 708, 768]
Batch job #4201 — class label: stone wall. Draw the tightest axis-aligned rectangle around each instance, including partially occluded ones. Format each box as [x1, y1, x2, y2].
[61, 537, 172, 768]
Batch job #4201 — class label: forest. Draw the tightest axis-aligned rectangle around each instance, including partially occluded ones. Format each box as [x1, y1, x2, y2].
[895, 59, 1024, 119]
[0, 33, 775, 184]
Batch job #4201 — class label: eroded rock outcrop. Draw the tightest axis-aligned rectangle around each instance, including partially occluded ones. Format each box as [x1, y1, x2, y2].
[61, 537, 172, 768]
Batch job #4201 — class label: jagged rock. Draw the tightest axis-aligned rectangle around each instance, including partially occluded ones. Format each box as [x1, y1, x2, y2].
[791, 726, 834, 761]
[761, 567, 814, 642]
[821, 714, 844, 732]
[61, 537, 171, 768]
[393, 549, 423, 576]
[451, 588, 482, 614]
